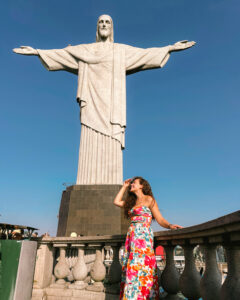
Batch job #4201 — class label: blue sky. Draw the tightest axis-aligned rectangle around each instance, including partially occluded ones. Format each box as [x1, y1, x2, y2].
[1, 0, 239, 235]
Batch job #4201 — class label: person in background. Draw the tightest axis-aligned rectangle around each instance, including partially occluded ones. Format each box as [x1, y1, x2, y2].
[12, 229, 23, 240]
[41, 232, 50, 238]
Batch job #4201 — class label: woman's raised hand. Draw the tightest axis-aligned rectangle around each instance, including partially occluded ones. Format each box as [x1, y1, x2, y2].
[114, 178, 131, 207]
[123, 178, 132, 188]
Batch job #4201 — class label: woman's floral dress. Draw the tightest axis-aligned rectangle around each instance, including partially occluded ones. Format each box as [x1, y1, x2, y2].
[120, 206, 159, 300]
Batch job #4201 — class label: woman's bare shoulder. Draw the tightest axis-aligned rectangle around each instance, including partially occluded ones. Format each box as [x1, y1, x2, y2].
[145, 196, 155, 207]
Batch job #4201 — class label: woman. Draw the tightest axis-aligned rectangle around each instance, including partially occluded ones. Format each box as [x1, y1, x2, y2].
[114, 177, 182, 300]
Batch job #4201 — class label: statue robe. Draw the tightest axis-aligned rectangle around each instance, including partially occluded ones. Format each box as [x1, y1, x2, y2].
[37, 43, 170, 184]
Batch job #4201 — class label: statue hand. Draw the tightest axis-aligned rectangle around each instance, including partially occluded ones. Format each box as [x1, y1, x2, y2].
[13, 46, 38, 56]
[170, 40, 196, 52]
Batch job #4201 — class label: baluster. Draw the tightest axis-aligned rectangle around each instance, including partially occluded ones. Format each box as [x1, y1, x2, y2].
[87, 244, 106, 292]
[200, 244, 221, 300]
[179, 245, 201, 300]
[51, 244, 70, 288]
[108, 243, 122, 284]
[105, 243, 122, 295]
[160, 245, 180, 299]
[104, 243, 122, 294]
[105, 245, 111, 261]
[221, 245, 240, 300]
[69, 244, 88, 290]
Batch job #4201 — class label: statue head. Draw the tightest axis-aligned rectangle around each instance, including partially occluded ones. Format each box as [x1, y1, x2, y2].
[96, 15, 114, 43]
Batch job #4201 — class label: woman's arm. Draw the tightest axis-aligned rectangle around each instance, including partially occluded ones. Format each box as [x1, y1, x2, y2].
[150, 200, 183, 230]
[113, 179, 131, 207]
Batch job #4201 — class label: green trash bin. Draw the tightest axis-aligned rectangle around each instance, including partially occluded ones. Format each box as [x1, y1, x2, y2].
[0, 240, 37, 300]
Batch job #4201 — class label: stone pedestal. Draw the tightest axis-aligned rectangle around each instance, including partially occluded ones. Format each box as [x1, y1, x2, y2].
[57, 185, 129, 236]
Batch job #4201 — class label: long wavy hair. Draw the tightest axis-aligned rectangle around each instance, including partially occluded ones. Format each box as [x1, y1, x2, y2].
[123, 176, 155, 219]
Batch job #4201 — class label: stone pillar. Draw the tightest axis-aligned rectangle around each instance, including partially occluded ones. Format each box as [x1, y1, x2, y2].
[33, 243, 55, 289]
[221, 245, 240, 300]
[160, 245, 180, 299]
[179, 245, 201, 300]
[106, 243, 122, 294]
[200, 244, 221, 300]
[108, 243, 122, 284]
[87, 244, 106, 292]
[69, 244, 88, 290]
[51, 244, 70, 288]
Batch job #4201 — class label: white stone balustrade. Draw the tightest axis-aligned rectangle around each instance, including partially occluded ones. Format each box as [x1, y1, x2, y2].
[31, 210, 240, 300]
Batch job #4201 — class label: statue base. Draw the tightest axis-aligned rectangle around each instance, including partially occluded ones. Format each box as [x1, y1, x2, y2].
[57, 185, 129, 237]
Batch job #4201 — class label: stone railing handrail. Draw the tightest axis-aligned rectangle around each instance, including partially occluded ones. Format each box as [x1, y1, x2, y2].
[38, 234, 126, 244]
[154, 210, 240, 243]
[32, 210, 240, 300]
[38, 210, 240, 244]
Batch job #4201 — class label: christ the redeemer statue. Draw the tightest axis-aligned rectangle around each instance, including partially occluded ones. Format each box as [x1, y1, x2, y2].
[14, 15, 195, 185]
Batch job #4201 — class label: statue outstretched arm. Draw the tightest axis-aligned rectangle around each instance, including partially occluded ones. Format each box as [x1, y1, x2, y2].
[13, 46, 38, 56]
[125, 44, 171, 75]
[168, 40, 196, 52]
[125, 40, 196, 75]
[13, 45, 79, 73]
